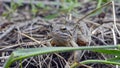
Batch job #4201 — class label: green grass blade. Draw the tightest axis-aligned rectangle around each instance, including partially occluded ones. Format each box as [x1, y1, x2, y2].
[3, 54, 14, 68]
[108, 57, 120, 62]
[4, 45, 120, 67]
[93, 49, 120, 56]
[80, 60, 120, 65]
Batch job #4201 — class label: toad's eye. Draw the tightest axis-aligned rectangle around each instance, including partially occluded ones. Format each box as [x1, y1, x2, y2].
[60, 27, 67, 30]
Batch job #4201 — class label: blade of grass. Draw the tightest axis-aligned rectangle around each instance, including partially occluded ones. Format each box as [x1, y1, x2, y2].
[108, 57, 120, 62]
[4, 45, 120, 67]
[93, 49, 120, 56]
[80, 60, 120, 65]
[3, 54, 14, 68]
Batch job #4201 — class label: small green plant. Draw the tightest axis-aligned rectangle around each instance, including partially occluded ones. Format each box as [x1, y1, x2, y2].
[60, 0, 80, 13]
[2, 0, 23, 19]
[34, 0, 81, 19]
[31, 4, 38, 17]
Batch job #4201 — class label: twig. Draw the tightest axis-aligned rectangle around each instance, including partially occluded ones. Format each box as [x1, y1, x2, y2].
[0, 25, 15, 39]
[112, 1, 120, 36]
[0, 56, 9, 59]
[76, 1, 112, 24]
[111, 28, 117, 45]
[112, 1, 118, 68]
[92, 36, 107, 45]
[16, 31, 41, 44]
[0, 41, 45, 52]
